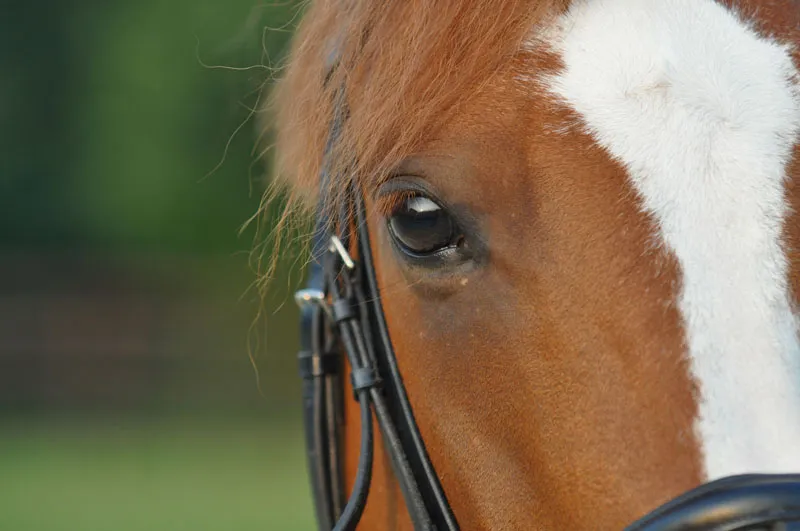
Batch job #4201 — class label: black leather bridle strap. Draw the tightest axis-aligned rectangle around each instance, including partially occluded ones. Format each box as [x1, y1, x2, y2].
[297, 221, 344, 529]
[296, 47, 458, 529]
[351, 189, 437, 530]
[298, 175, 459, 530]
[354, 190, 459, 531]
[295, 73, 348, 530]
[625, 474, 800, 531]
[318, 187, 436, 531]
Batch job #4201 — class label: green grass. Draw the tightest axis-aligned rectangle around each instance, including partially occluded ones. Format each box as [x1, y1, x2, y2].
[0, 417, 315, 531]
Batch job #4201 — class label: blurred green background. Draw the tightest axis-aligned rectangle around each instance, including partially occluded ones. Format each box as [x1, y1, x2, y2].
[1, 1, 313, 529]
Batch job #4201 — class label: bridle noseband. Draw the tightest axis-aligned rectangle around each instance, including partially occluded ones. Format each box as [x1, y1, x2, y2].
[291, 75, 800, 531]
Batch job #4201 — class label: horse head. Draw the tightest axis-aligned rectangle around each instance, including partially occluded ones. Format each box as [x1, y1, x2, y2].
[271, 1, 800, 529]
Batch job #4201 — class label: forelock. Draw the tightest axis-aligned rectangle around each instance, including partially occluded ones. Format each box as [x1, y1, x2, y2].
[268, 0, 569, 214]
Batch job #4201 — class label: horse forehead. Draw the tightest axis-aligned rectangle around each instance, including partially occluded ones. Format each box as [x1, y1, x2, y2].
[543, 1, 796, 136]
[538, 0, 799, 265]
[534, 0, 800, 478]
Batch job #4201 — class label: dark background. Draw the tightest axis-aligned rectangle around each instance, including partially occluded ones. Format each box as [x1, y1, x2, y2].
[1, 1, 312, 529]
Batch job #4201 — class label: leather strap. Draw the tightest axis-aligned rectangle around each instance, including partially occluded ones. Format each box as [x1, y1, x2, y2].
[626, 474, 800, 531]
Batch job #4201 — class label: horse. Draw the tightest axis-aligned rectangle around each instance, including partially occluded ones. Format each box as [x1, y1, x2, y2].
[267, 0, 800, 529]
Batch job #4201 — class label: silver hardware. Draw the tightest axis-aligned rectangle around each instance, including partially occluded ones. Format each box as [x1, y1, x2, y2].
[294, 288, 326, 308]
[329, 236, 355, 270]
[294, 288, 334, 321]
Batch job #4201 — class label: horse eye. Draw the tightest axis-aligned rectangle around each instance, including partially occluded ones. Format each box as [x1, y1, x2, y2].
[388, 195, 456, 255]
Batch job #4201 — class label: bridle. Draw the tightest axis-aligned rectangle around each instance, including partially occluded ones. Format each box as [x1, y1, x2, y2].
[295, 181, 457, 531]
[291, 75, 800, 531]
[293, 84, 458, 531]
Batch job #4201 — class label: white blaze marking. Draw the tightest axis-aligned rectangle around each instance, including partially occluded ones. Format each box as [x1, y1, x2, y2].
[542, 0, 800, 478]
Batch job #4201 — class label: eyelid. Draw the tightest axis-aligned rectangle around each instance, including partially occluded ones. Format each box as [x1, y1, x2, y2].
[374, 190, 418, 218]
[406, 196, 440, 213]
[375, 176, 448, 217]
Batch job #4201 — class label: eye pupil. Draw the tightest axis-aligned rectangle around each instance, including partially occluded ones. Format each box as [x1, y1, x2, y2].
[389, 196, 455, 254]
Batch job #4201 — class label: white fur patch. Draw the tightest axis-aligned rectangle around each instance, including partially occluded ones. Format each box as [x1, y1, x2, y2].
[543, 0, 800, 478]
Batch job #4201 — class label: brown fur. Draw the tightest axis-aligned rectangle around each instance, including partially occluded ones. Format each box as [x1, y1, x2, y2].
[271, 0, 569, 211]
[267, 1, 800, 529]
[359, 53, 703, 529]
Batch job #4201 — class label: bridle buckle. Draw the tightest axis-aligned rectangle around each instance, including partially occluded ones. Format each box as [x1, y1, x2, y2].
[294, 288, 334, 322]
[329, 235, 355, 270]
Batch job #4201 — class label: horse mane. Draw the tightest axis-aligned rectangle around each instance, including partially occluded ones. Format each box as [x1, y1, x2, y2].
[267, 0, 570, 215]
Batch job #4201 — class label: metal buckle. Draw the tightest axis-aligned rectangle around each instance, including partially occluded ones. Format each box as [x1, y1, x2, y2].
[329, 235, 355, 270]
[294, 288, 326, 308]
[294, 235, 355, 321]
[294, 288, 334, 322]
